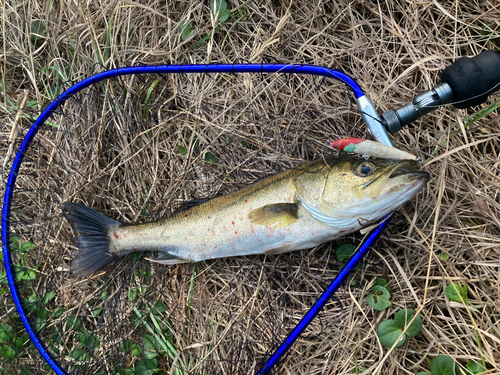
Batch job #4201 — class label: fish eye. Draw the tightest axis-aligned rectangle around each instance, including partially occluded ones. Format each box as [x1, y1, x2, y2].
[356, 162, 375, 177]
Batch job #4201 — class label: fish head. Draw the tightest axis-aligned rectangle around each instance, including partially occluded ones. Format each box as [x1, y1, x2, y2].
[295, 156, 429, 227]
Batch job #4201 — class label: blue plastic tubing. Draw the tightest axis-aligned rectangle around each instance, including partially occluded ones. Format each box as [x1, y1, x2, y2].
[1, 64, 388, 375]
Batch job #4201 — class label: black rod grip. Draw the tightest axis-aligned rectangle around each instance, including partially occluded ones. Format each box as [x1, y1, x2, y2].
[441, 50, 500, 109]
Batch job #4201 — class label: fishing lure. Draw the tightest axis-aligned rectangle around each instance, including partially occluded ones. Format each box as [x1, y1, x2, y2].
[332, 137, 416, 160]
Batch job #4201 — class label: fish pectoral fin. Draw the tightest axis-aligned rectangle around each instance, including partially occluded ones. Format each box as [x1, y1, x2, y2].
[249, 203, 298, 228]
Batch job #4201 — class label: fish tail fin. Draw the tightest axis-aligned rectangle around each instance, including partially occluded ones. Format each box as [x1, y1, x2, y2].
[61, 202, 121, 276]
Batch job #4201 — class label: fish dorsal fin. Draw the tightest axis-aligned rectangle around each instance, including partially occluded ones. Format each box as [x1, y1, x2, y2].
[173, 198, 211, 214]
[249, 203, 298, 228]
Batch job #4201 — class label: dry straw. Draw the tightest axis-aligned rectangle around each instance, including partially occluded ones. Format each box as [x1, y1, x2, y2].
[1, 0, 499, 374]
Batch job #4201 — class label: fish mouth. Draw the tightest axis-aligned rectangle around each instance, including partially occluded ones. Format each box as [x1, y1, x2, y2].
[389, 161, 417, 178]
[389, 161, 429, 181]
[363, 161, 428, 193]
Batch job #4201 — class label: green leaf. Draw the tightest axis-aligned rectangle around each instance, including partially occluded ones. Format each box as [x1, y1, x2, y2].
[77, 333, 89, 346]
[0, 271, 7, 285]
[78, 333, 100, 350]
[377, 319, 406, 348]
[130, 310, 144, 328]
[179, 20, 193, 41]
[466, 360, 486, 374]
[143, 334, 159, 359]
[152, 301, 168, 315]
[335, 244, 358, 264]
[430, 355, 459, 375]
[177, 145, 187, 155]
[43, 291, 56, 304]
[367, 285, 391, 311]
[210, 0, 228, 14]
[129, 251, 142, 261]
[120, 340, 131, 352]
[20, 241, 36, 252]
[218, 8, 230, 22]
[134, 357, 158, 375]
[394, 309, 422, 337]
[0, 324, 13, 343]
[69, 348, 90, 362]
[374, 277, 392, 294]
[204, 152, 217, 163]
[15, 270, 25, 282]
[92, 307, 102, 316]
[53, 307, 65, 318]
[139, 267, 152, 280]
[415, 373, 431, 375]
[30, 20, 47, 44]
[23, 270, 36, 281]
[128, 288, 138, 302]
[374, 277, 387, 288]
[445, 284, 468, 304]
[1, 344, 16, 360]
[437, 253, 449, 262]
[12, 336, 24, 350]
[20, 368, 34, 375]
[120, 340, 142, 356]
[67, 315, 82, 331]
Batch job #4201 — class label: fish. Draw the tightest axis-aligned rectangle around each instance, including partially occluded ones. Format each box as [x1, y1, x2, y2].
[62, 156, 429, 276]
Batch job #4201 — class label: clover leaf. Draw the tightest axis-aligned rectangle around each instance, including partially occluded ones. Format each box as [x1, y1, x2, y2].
[377, 319, 406, 348]
[430, 355, 459, 375]
[394, 309, 422, 337]
[367, 285, 391, 311]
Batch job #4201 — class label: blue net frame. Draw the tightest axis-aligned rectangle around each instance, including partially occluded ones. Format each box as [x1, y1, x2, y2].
[1, 63, 392, 375]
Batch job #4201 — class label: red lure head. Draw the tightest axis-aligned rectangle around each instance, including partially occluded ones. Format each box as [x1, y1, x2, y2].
[331, 137, 366, 151]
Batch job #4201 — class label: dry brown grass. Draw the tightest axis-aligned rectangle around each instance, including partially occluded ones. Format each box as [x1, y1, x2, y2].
[1, 0, 500, 374]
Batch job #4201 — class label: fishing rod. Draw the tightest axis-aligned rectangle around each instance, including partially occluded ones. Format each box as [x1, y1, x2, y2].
[2, 51, 499, 374]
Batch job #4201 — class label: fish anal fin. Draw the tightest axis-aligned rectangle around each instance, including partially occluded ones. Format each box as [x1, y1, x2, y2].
[249, 203, 298, 228]
[265, 242, 297, 255]
[147, 252, 190, 265]
[147, 258, 191, 265]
